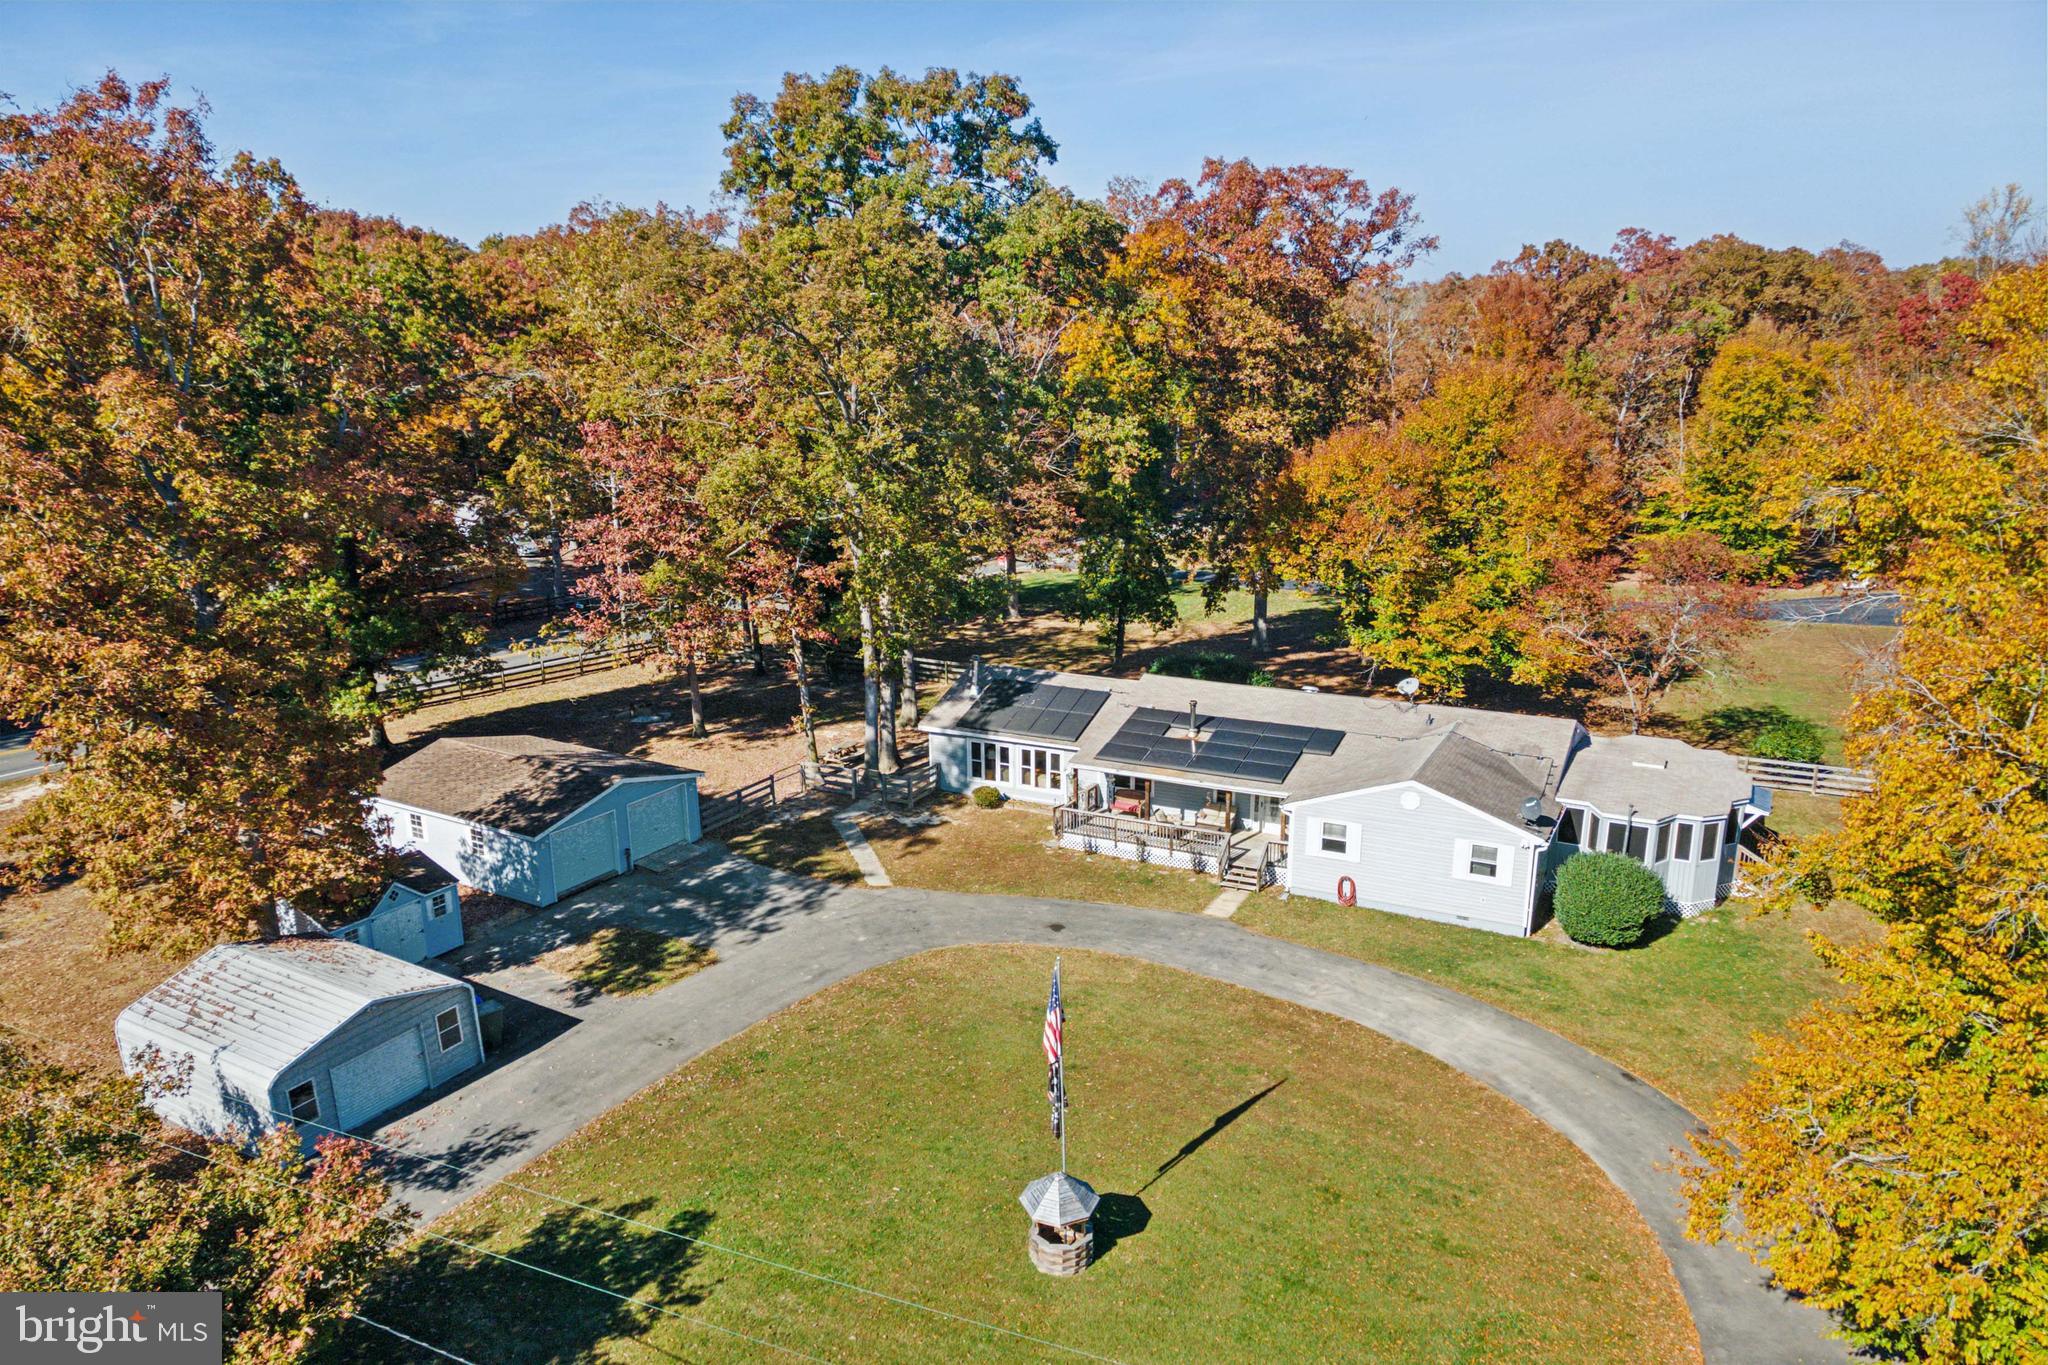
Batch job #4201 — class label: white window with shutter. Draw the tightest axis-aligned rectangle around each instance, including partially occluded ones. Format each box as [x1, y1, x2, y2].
[1452, 838, 1510, 884]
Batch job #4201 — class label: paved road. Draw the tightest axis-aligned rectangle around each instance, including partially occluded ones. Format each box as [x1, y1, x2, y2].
[370, 848, 1846, 1363]
[1757, 593, 1900, 627]
[0, 727, 52, 783]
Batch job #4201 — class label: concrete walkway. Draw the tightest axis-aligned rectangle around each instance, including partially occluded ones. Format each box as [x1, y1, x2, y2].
[829, 807, 893, 886]
[373, 847, 1846, 1364]
[1200, 886, 1249, 918]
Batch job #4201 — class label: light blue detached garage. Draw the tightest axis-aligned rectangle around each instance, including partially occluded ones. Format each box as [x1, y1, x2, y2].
[370, 735, 702, 907]
[115, 937, 482, 1147]
[277, 853, 464, 963]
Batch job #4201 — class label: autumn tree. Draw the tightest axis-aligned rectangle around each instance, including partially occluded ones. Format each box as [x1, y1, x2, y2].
[1523, 534, 1761, 732]
[0, 75, 392, 948]
[0, 1037, 400, 1361]
[1134, 159, 1430, 653]
[1684, 266, 2048, 1362]
[1284, 360, 1619, 695]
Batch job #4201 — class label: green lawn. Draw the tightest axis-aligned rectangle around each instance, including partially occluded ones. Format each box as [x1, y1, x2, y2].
[1234, 894, 1876, 1115]
[729, 798, 1223, 914]
[1659, 622, 1892, 764]
[331, 948, 1698, 1364]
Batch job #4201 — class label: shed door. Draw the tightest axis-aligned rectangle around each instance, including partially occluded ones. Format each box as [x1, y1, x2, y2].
[550, 811, 619, 897]
[626, 787, 686, 861]
[330, 1028, 430, 1129]
[374, 902, 428, 963]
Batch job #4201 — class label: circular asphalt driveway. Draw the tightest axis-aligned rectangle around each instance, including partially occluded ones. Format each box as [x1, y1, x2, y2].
[380, 849, 1848, 1364]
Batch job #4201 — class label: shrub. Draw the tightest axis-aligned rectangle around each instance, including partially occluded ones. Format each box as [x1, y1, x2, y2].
[1751, 713, 1827, 763]
[1553, 852, 1667, 947]
[1146, 650, 1274, 687]
[970, 785, 1004, 809]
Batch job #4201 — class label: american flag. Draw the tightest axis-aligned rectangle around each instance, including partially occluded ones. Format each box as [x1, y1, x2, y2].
[1044, 959, 1065, 1138]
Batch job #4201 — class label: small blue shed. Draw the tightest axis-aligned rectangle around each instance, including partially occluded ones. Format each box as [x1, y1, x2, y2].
[369, 735, 702, 907]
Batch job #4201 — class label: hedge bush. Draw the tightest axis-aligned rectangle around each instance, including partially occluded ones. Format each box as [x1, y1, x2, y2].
[1553, 852, 1666, 947]
[970, 785, 1005, 809]
[1751, 713, 1827, 763]
[1146, 649, 1274, 687]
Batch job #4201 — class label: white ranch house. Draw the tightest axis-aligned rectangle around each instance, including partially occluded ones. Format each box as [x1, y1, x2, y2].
[116, 937, 483, 1149]
[921, 662, 1768, 936]
[369, 735, 702, 907]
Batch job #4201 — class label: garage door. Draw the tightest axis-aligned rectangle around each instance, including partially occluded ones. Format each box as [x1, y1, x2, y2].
[626, 787, 687, 861]
[330, 1028, 430, 1129]
[549, 811, 619, 897]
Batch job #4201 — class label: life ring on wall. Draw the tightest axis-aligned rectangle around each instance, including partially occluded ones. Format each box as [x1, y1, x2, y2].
[1337, 875, 1357, 907]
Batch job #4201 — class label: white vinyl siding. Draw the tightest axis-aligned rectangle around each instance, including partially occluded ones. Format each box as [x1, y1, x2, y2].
[938, 733, 1075, 806]
[1287, 783, 1536, 935]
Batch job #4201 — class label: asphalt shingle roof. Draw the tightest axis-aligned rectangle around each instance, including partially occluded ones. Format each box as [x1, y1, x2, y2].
[377, 735, 699, 837]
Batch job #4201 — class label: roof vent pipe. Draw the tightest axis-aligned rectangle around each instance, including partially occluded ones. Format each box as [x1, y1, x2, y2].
[1188, 699, 1199, 756]
[970, 657, 984, 697]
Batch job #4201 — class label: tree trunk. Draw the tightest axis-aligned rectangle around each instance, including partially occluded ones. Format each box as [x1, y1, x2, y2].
[878, 669, 901, 774]
[791, 633, 821, 765]
[685, 650, 707, 739]
[743, 594, 767, 674]
[547, 528, 566, 607]
[1250, 555, 1273, 656]
[370, 716, 393, 751]
[859, 597, 881, 773]
[1005, 545, 1022, 622]
[900, 646, 920, 727]
[1111, 607, 1127, 666]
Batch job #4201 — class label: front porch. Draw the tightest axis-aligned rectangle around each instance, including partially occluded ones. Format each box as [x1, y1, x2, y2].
[1052, 801, 1286, 889]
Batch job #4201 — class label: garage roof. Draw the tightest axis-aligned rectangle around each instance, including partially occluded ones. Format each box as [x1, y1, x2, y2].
[117, 938, 463, 1081]
[377, 735, 700, 836]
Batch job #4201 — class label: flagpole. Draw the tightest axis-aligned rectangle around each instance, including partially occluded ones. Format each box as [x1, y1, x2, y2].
[1057, 955, 1066, 1175]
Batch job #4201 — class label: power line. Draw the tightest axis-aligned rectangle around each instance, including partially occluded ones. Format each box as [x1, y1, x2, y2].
[142, 1132, 831, 1364]
[345, 1312, 479, 1364]
[1, 1022, 1120, 1363]
[266, 1098, 1123, 1363]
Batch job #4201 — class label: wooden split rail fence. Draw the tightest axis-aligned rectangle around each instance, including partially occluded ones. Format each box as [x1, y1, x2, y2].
[1733, 756, 1876, 797]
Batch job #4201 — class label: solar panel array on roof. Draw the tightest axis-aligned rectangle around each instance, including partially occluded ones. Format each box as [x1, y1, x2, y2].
[1094, 706, 1343, 786]
[959, 678, 1110, 743]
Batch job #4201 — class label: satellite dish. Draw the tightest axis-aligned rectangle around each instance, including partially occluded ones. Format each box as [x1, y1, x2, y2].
[1520, 796, 1544, 824]
[1396, 677, 1421, 698]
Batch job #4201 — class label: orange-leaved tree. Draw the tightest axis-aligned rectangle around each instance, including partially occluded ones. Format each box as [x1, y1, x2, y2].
[1683, 265, 2048, 1362]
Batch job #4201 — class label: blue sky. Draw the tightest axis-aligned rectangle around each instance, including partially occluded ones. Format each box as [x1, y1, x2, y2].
[4, 1, 2042, 276]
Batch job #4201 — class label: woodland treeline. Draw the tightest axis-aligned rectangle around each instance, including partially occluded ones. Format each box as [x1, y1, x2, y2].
[1, 70, 2044, 1362]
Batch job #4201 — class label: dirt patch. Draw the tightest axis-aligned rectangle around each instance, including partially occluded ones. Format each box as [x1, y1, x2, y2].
[0, 879, 189, 1070]
[388, 658, 895, 795]
[534, 925, 715, 1000]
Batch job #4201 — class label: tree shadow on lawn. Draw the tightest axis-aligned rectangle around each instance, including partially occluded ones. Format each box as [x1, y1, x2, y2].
[337, 1199, 718, 1364]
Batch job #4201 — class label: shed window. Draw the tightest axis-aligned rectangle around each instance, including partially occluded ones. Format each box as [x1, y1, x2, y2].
[287, 1081, 319, 1122]
[1319, 821, 1350, 856]
[1655, 823, 1671, 863]
[1467, 844, 1501, 879]
[1675, 823, 1694, 860]
[428, 891, 450, 919]
[408, 812, 424, 840]
[340, 927, 360, 943]
[435, 1008, 464, 1052]
[1698, 822, 1721, 861]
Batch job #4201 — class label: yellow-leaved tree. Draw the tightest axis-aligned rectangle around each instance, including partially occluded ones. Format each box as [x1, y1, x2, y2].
[1684, 265, 2048, 1361]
